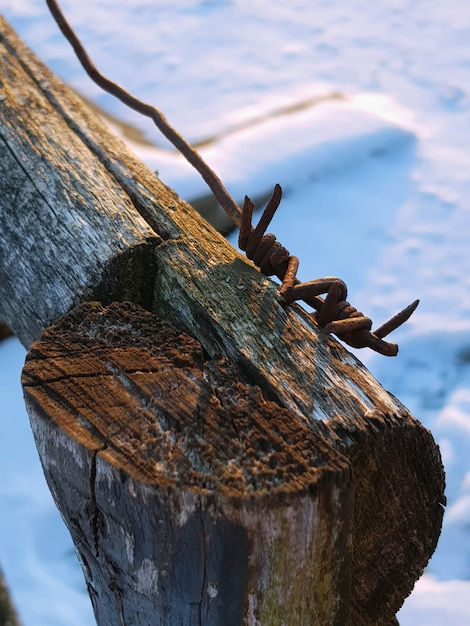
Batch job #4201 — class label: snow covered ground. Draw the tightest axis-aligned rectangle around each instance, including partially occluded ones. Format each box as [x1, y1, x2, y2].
[2, 0, 470, 623]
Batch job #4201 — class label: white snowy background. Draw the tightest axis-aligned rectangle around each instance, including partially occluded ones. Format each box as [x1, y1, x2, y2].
[1, 0, 470, 624]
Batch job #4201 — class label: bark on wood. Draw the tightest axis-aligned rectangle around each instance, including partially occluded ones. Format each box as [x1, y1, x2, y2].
[1, 17, 445, 625]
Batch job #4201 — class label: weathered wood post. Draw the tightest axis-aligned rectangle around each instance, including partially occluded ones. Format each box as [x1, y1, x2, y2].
[0, 17, 445, 625]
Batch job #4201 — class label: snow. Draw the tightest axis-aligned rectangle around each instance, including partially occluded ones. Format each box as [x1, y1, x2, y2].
[2, 0, 470, 623]
[139, 95, 418, 209]
[0, 338, 92, 626]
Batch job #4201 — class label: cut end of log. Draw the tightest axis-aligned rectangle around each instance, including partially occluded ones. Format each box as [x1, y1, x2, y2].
[22, 301, 355, 625]
[21, 301, 445, 625]
[22, 300, 348, 498]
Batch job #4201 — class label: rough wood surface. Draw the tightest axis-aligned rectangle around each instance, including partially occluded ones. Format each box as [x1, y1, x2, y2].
[0, 17, 160, 347]
[23, 301, 354, 625]
[23, 302, 445, 625]
[0, 17, 446, 625]
[0, 15, 430, 422]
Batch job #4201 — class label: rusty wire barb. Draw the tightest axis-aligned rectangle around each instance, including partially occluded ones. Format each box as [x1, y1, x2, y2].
[239, 185, 419, 357]
[46, 0, 419, 356]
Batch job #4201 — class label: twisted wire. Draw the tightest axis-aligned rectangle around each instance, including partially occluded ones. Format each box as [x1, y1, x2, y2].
[239, 186, 418, 356]
[47, 0, 418, 356]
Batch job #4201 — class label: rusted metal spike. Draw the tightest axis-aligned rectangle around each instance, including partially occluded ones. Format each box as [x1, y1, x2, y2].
[363, 335, 398, 357]
[373, 299, 419, 339]
[238, 187, 417, 356]
[368, 336, 398, 356]
[252, 184, 283, 240]
[244, 186, 283, 260]
[333, 328, 398, 356]
[238, 196, 255, 251]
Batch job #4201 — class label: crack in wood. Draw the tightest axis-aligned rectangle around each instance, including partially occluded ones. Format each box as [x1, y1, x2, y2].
[0, 132, 53, 211]
[197, 497, 207, 626]
[19, 297, 445, 624]
[23, 77, 180, 240]
[89, 448, 101, 558]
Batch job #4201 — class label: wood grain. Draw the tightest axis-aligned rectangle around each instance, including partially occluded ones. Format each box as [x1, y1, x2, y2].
[22, 301, 445, 625]
[23, 301, 353, 625]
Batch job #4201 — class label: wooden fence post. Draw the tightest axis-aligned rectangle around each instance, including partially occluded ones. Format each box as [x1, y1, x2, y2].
[0, 17, 444, 625]
[22, 300, 354, 625]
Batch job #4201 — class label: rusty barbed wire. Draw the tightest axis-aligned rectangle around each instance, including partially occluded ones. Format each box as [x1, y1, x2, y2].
[46, 0, 419, 356]
[45, 0, 242, 228]
[239, 185, 419, 356]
